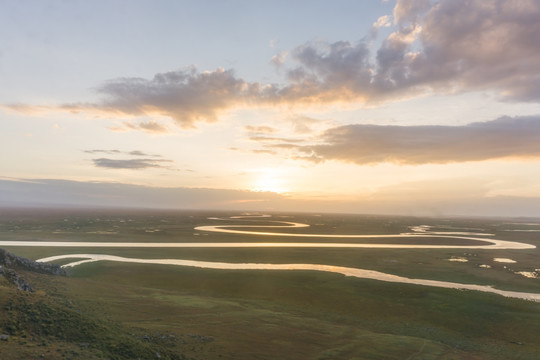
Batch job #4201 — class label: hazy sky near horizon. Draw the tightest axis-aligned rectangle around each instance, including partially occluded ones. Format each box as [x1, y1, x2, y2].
[2, 0, 540, 216]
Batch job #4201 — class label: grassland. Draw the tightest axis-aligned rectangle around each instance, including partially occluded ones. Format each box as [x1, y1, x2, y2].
[2, 208, 540, 359]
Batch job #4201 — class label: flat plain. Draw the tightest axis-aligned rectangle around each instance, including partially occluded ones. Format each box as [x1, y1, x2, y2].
[2, 208, 540, 359]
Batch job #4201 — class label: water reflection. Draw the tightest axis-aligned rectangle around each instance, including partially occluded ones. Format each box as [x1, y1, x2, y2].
[193, 217, 533, 250]
[0, 239, 534, 249]
[37, 254, 540, 302]
[6, 214, 540, 302]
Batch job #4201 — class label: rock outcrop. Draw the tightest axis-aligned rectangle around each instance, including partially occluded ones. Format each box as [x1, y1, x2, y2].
[0, 248, 66, 276]
[1, 266, 33, 291]
[0, 248, 66, 291]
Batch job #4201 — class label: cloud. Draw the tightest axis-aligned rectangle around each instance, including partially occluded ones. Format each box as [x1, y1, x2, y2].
[288, 115, 326, 134]
[371, 15, 392, 38]
[265, 143, 298, 150]
[244, 125, 278, 134]
[373, 15, 392, 29]
[110, 120, 170, 134]
[4, 0, 540, 127]
[393, 0, 430, 25]
[251, 149, 277, 155]
[280, 0, 540, 104]
[84, 150, 172, 170]
[84, 149, 122, 155]
[67, 67, 260, 128]
[249, 136, 303, 143]
[295, 116, 540, 165]
[92, 158, 173, 169]
[280, 40, 374, 103]
[270, 51, 288, 70]
[84, 149, 160, 157]
[373, 0, 540, 101]
[128, 150, 159, 157]
[1, 104, 57, 115]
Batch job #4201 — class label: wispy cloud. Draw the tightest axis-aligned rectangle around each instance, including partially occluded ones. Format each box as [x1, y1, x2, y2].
[265, 143, 299, 150]
[249, 136, 303, 143]
[92, 158, 173, 169]
[84, 149, 161, 157]
[287, 115, 328, 134]
[84, 149, 122, 155]
[128, 150, 159, 157]
[244, 125, 278, 134]
[292, 116, 540, 165]
[371, 14, 393, 38]
[84, 149, 174, 170]
[110, 120, 170, 134]
[373, 15, 392, 29]
[270, 51, 288, 70]
[251, 149, 277, 155]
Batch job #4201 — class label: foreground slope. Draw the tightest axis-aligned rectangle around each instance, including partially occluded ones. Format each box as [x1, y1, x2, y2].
[0, 249, 187, 360]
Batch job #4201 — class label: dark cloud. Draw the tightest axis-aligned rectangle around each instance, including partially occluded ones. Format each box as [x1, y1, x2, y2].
[85, 150, 172, 170]
[279, 40, 374, 103]
[296, 116, 540, 165]
[92, 158, 173, 169]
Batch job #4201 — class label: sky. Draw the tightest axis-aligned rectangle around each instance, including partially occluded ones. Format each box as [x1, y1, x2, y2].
[2, 0, 540, 217]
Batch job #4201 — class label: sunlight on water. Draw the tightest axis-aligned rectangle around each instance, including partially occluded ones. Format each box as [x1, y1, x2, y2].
[36, 253, 540, 302]
[5, 214, 540, 302]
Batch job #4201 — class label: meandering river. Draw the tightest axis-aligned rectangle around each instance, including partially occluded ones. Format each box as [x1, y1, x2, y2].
[36, 253, 540, 302]
[3, 214, 540, 301]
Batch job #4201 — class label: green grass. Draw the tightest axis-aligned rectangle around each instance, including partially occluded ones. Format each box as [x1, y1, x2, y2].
[54, 261, 540, 359]
[0, 271, 186, 359]
[2, 209, 540, 359]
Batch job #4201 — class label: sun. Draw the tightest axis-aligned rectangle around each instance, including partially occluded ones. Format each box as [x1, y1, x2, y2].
[250, 168, 288, 193]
